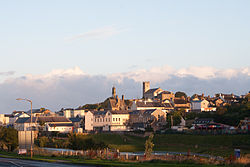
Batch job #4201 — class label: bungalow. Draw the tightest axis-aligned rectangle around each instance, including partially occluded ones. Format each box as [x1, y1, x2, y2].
[46, 123, 73, 133]
[14, 116, 73, 133]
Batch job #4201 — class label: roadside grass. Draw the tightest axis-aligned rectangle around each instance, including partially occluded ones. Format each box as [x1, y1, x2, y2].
[0, 151, 244, 167]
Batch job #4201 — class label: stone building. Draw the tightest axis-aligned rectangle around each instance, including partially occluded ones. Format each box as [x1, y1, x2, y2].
[106, 86, 128, 110]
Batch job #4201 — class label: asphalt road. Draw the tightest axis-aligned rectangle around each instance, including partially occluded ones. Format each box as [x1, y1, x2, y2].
[0, 157, 93, 167]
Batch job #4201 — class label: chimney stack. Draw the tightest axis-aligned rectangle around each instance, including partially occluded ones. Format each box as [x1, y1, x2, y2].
[112, 86, 116, 98]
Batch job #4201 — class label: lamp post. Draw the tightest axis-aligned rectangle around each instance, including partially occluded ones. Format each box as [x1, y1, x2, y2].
[16, 98, 33, 158]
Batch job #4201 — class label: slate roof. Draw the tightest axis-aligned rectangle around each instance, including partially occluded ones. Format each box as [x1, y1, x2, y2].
[129, 110, 145, 115]
[145, 88, 160, 94]
[15, 117, 30, 123]
[15, 116, 71, 124]
[38, 117, 71, 123]
[94, 110, 108, 116]
[26, 108, 51, 114]
[159, 91, 172, 94]
[110, 110, 130, 114]
[48, 123, 73, 127]
[143, 109, 158, 115]
[136, 101, 172, 108]
[69, 117, 83, 123]
[193, 118, 214, 124]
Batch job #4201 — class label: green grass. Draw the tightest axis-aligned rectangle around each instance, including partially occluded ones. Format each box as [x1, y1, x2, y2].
[153, 134, 250, 157]
[0, 151, 244, 167]
[81, 133, 250, 157]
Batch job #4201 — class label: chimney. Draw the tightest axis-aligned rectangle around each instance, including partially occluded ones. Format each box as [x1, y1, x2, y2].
[116, 95, 118, 102]
[122, 95, 124, 101]
[112, 86, 116, 98]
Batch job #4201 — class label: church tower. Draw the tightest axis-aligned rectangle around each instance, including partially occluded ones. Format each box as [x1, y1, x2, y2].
[143, 81, 150, 98]
[112, 86, 116, 98]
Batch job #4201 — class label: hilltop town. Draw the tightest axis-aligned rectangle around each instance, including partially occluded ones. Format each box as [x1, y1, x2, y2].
[0, 81, 249, 166]
[0, 81, 249, 135]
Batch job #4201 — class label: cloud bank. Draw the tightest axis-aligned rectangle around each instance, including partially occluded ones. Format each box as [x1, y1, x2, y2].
[0, 66, 249, 113]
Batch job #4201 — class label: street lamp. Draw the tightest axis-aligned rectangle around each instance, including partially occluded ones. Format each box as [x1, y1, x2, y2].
[16, 98, 33, 158]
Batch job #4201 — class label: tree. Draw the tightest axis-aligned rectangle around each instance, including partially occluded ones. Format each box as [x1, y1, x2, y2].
[144, 134, 154, 159]
[175, 91, 187, 98]
[68, 133, 107, 150]
[0, 127, 18, 151]
[37, 136, 49, 147]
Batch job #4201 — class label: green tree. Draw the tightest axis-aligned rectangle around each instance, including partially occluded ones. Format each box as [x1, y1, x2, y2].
[38, 136, 49, 147]
[1, 127, 18, 151]
[175, 91, 187, 98]
[144, 134, 154, 158]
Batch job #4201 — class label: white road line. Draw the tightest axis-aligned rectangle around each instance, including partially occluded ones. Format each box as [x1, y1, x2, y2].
[7, 160, 23, 167]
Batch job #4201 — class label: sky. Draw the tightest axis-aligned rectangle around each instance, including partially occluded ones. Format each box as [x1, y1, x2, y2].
[0, 0, 249, 113]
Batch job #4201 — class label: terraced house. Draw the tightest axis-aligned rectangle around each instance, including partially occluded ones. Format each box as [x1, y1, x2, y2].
[84, 110, 130, 132]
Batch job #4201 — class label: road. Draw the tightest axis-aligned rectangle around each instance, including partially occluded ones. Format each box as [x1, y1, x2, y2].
[0, 157, 94, 167]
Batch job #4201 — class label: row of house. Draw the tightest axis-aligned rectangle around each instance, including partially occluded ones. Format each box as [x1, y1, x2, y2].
[9, 108, 166, 133]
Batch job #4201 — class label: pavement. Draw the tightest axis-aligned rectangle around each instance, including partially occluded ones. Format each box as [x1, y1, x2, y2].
[0, 157, 93, 167]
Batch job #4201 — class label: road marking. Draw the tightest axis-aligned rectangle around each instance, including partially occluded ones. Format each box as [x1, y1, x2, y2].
[7, 161, 23, 167]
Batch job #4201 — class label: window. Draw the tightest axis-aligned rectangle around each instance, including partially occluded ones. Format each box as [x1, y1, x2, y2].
[116, 118, 118, 121]
[113, 118, 115, 121]
[119, 118, 120, 121]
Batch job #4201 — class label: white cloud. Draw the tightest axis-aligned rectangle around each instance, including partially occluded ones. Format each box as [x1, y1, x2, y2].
[0, 66, 249, 114]
[0, 71, 15, 76]
[110, 65, 250, 82]
[65, 25, 126, 41]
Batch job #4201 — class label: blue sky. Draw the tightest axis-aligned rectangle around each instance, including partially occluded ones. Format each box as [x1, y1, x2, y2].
[1, 0, 250, 76]
[0, 1, 249, 113]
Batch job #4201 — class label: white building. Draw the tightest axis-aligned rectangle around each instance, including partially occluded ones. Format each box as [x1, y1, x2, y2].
[0, 114, 9, 125]
[46, 123, 73, 133]
[85, 111, 94, 131]
[84, 110, 130, 132]
[63, 109, 85, 118]
[191, 99, 216, 112]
